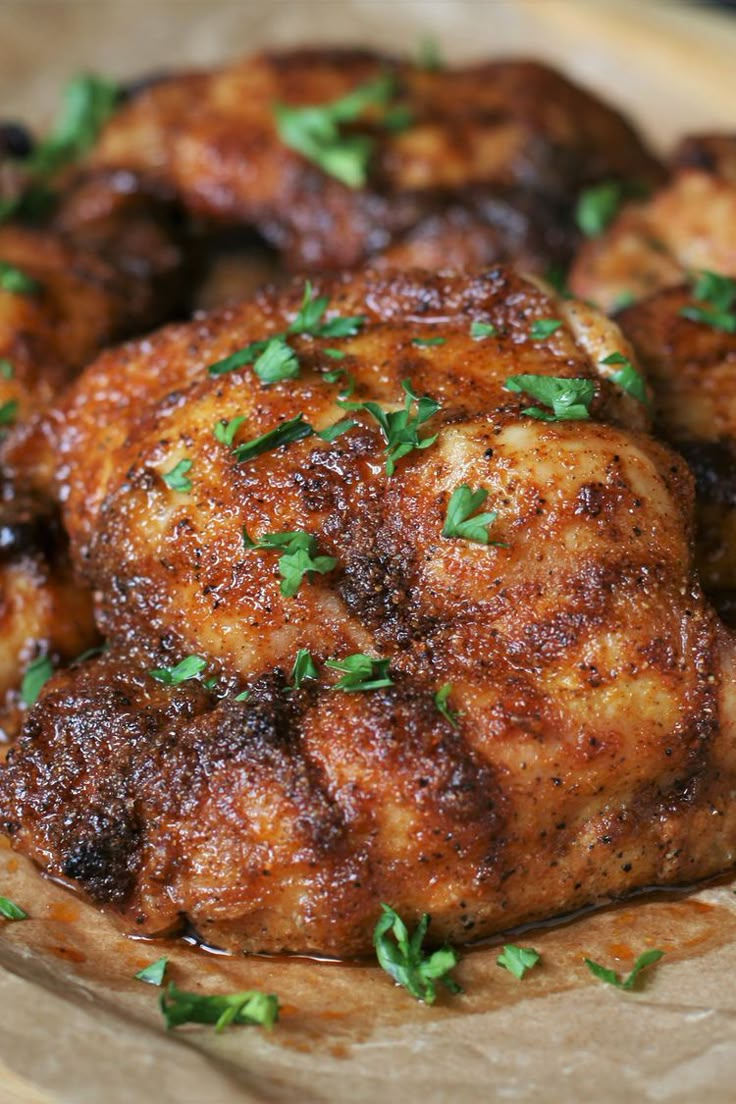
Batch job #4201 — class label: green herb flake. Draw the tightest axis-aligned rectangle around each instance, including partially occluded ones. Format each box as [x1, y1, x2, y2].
[575, 181, 625, 238]
[243, 529, 337, 597]
[234, 690, 250, 702]
[411, 336, 445, 347]
[213, 415, 247, 447]
[0, 261, 39, 295]
[162, 458, 193, 493]
[20, 655, 53, 706]
[233, 414, 314, 463]
[340, 379, 440, 475]
[680, 270, 736, 334]
[496, 944, 541, 980]
[160, 983, 280, 1033]
[207, 340, 268, 377]
[600, 352, 649, 405]
[611, 290, 637, 312]
[148, 655, 208, 686]
[290, 649, 319, 689]
[0, 359, 14, 379]
[31, 73, 120, 177]
[470, 320, 497, 339]
[274, 73, 396, 189]
[0, 399, 18, 428]
[289, 281, 366, 339]
[323, 366, 355, 398]
[316, 418, 356, 442]
[323, 348, 346, 360]
[325, 653, 393, 692]
[374, 904, 461, 1004]
[529, 318, 563, 342]
[417, 37, 444, 71]
[135, 956, 168, 987]
[434, 682, 460, 728]
[585, 948, 664, 991]
[505, 374, 595, 422]
[442, 485, 503, 545]
[544, 263, 571, 299]
[253, 335, 301, 384]
[0, 897, 28, 921]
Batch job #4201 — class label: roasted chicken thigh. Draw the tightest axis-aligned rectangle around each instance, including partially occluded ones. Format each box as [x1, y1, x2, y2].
[2, 268, 735, 957]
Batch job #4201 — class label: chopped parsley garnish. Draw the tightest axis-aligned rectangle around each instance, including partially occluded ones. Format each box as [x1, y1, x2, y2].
[412, 336, 445, 347]
[325, 653, 393, 692]
[585, 949, 664, 991]
[340, 379, 440, 475]
[374, 904, 461, 1004]
[290, 649, 319, 689]
[213, 415, 247, 447]
[234, 689, 250, 702]
[417, 36, 444, 71]
[232, 414, 314, 462]
[148, 655, 208, 686]
[544, 263, 571, 299]
[600, 351, 649, 405]
[506, 375, 595, 422]
[0, 359, 13, 379]
[253, 335, 300, 384]
[31, 74, 120, 177]
[0, 897, 28, 921]
[243, 529, 337, 597]
[442, 485, 502, 545]
[323, 348, 346, 360]
[160, 983, 280, 1033]
[0, 399, 18, 428]
[162, 458, 193, 493]
[575, 180, 625, 237]
[323, 366, 355, 397]
[288, 281, 365, 338]
[611, 290, 637, 312]
[496, 944, 541, 980]
[207, 340, 267, 377]
[0, 262, 39, 294]
[274, 73, 396, 188]
[316, 418, 355, 442]
[20, 655, 53, 706]
[680, 270, 736, 334]
[470, 320, 497, 339]
[434, 683, 460, 728]
[529, 318, 563, 341]
[135, 956, 168, 987]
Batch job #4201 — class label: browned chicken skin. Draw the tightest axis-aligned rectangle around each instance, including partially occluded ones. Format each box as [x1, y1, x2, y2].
[90, 48, 660, 276]
[2, 267, 735, 957]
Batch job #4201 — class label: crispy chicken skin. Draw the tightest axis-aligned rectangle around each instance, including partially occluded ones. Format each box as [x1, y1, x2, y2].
[2, 268, 736, 956]
[89, 48, 660, 273]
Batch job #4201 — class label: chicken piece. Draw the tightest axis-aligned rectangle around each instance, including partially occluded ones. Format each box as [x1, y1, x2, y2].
[89, 48, 660, 274]
[615, 288, 736, 612]
[2, 267, 734, 957]
[673, 133, 736, 184]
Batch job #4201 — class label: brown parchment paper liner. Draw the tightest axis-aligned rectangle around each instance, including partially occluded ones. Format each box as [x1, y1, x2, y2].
[2, 2, 736, 1101]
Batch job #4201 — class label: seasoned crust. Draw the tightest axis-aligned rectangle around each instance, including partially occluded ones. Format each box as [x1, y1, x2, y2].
[2, 267, 735, 956]
[89, 49, 661, 272]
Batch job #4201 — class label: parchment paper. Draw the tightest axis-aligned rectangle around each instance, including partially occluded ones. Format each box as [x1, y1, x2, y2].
[2, 2, 736, 1102]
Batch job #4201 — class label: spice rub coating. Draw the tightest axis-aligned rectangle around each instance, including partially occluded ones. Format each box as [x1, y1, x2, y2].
[2, 268, 735, 957]
[89, 48, 660, 273]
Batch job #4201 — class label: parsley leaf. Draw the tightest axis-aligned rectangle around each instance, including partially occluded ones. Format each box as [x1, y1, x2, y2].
[162, 458, 193, 493]
[234, 689, 250, 702]
[412, 336, 445, 347]
[323, 366, 355, 398]
[470, 320, 497, 339]
[374, 904, 461, 1003]
[325, 653, 393, 692]
[160, 983, 280, 1033]
[496, 944, 541, 980]
[0, 897, 28, 921]
[290, 649, 319, 689]
[585, 949, 664, 991]
[529, 318, 563, 341]
[135, 956, 168, 987]
[506, 374, 595, 422]
[316, 418, 355, 442]
[148, 655, 208, 685]
[417, 37, 444, 71]
[20, 655, 53, 706]
[600, 351, 649, 405]
[31, 74, 120, 176]
[575, 181, 625, 237]
[680, 270, 736, 333]
[340, 379, 440, 475]
[611, 290, 636, 312]
[213, 415, 247, 447]
[0, 399, 18, 429]
[442, 485, 502, 545]
[233, 414, 314, 463]
[274, 73, 396, 188]
[207, 340, 268, 377]
[243, 529, 337, 597]
[434, 682, 460, 728]
[0, 358, 13, 379]
[253, 335, 301, 384]
[288, 281, 365, 338]
[0, 262, 38, 294]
